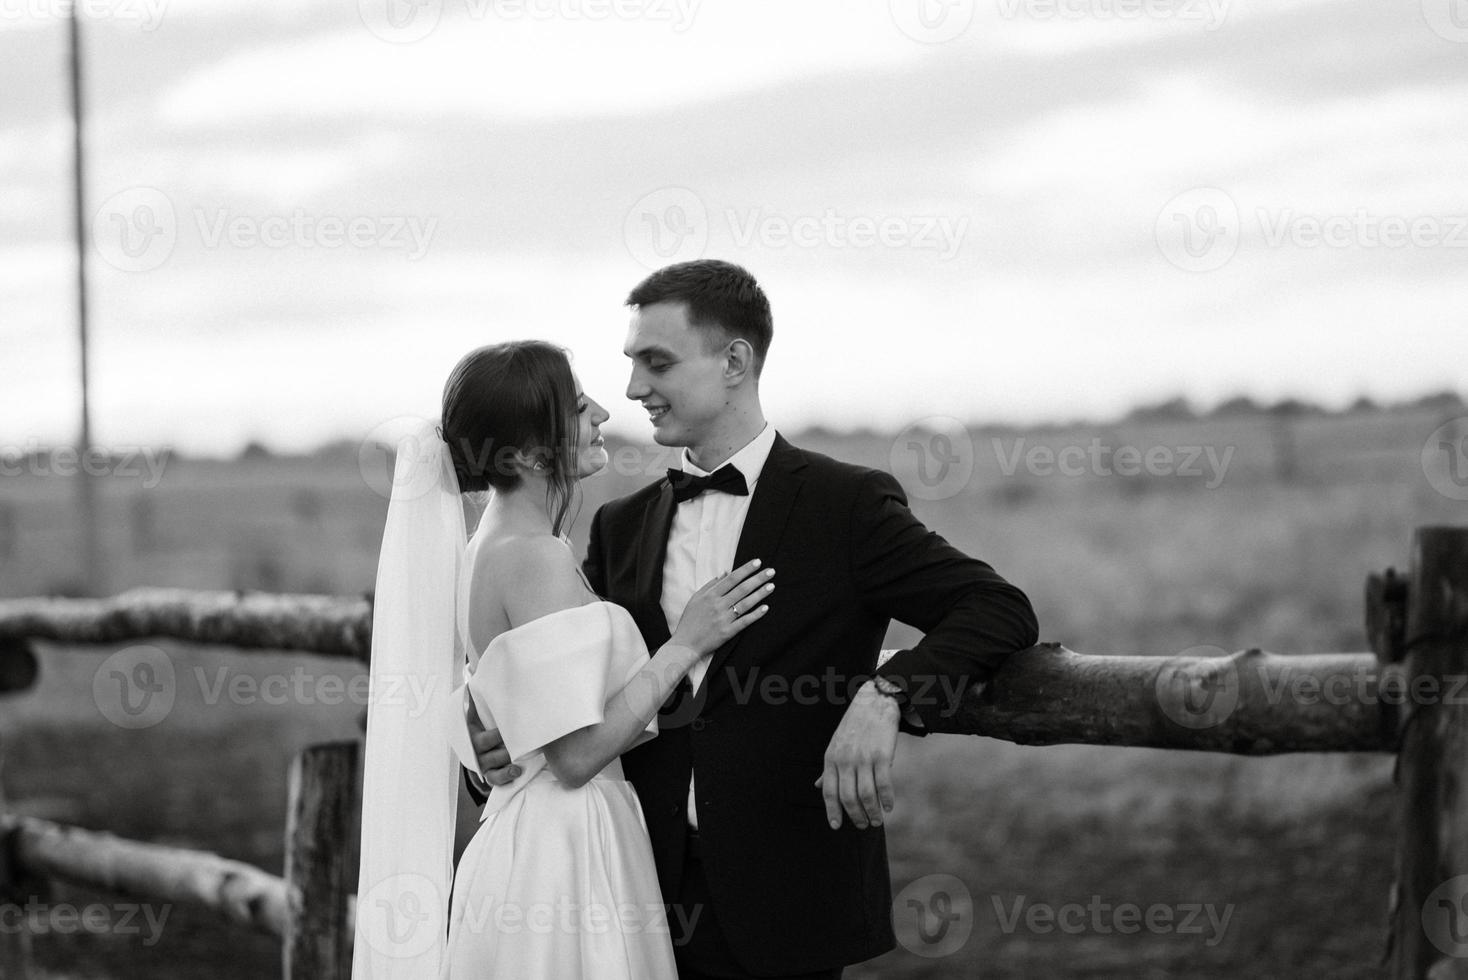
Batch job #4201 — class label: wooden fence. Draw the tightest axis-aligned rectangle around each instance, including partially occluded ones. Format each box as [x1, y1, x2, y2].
[0, 525, 1463, 978]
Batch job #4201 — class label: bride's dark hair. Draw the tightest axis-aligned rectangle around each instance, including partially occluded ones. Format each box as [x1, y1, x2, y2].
[440, 340, 580, 536]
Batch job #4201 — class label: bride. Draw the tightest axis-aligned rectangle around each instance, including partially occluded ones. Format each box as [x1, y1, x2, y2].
[351, 340, 774, 979]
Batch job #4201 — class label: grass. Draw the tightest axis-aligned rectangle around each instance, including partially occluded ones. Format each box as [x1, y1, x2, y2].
[0, 407, 1461, 977]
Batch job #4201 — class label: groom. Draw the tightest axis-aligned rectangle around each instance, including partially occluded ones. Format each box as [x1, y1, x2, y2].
[467, 259, 1037, 978]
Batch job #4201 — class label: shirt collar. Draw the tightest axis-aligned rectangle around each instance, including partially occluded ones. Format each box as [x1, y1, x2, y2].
[679, 423, 777, 490]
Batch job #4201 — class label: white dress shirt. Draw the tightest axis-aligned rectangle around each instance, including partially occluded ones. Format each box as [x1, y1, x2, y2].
[660, 422, 778, 829]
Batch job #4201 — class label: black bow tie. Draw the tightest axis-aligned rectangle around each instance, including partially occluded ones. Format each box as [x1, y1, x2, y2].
[667, 465, 749, 504]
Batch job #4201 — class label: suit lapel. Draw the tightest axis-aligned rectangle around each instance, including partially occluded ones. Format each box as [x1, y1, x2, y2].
[634, 482, 676, 646]
[701, 436, 806, 702]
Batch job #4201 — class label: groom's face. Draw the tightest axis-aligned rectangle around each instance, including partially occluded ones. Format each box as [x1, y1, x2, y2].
[623, 301, 732, 450]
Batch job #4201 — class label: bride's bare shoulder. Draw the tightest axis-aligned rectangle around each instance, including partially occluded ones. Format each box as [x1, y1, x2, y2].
[476, 530, 570, 562]
[474, 533, 586, 625]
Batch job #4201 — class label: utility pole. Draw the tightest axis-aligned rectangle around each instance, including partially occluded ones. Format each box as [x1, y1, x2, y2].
[68, 7, 103, 596]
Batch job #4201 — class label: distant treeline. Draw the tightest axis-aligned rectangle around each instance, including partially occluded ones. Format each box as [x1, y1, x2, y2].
[11, 389, 1458, 466]
[216, 387, 1468, 462]
[1120, 389, 1464, 424]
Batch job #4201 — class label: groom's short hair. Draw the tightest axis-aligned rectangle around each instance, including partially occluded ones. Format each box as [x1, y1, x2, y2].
[626, 259, 773, 376]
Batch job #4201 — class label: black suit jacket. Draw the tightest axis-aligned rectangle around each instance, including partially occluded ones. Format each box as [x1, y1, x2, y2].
[577, 434, 1037, 975]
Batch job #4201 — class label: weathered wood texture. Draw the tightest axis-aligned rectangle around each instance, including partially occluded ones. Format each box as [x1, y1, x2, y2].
[0, 738, 38, 976]
[283, 741, 358, 980]
[1389, 527, 1468, 980]
[0, 589, 372, 661]
[0, 813, 290, 937]
[928, 644, 1391, 753]
[0, 590, 1393, 753]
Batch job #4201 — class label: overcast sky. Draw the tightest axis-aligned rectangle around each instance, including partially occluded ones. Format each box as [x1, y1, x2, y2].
[3, 0, 1465, 454]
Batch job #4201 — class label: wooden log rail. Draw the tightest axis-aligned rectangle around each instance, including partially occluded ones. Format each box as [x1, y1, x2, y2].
[0, 592, 1390, 754]
[0, 589, 372, 663]
[0, 812, 291, 936]
[932, 646, 1390, 753]
[0, 812, 361, 939]
[0, 742, 361, 974]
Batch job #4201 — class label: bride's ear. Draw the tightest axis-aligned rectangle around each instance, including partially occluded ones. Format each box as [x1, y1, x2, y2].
[509, 448, 549, 475]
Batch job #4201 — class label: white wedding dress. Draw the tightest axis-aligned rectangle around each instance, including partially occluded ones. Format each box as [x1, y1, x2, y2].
[441, 536, 678, 979]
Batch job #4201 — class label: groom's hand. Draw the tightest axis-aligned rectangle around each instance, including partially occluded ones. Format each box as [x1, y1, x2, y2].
[464, 699, 520, 786]
[472, 729, 519, 786]
[816, 680, 900, 830]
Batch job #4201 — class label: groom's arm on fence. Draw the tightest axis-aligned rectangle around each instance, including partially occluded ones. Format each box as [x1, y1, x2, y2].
[854, 469, 1038, 732]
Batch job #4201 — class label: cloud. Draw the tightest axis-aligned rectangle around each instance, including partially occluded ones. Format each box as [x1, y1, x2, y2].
[156, 1, 923, 128]
[6, 0, 1467, 451]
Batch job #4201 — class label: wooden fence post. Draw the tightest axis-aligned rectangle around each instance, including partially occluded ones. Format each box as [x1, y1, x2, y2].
[1390, 526, 1468, 979]
[283, 741, 358, 980]
[0, 639, 38, 696]
[0, 733, 40, 977]
[0, 641, 40, 975]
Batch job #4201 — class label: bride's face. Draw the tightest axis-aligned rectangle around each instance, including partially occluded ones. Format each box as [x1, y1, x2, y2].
[573, 374, 610, 478]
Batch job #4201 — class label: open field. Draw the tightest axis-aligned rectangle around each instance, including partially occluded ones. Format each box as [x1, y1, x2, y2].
[1, 407, 1463, 977]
